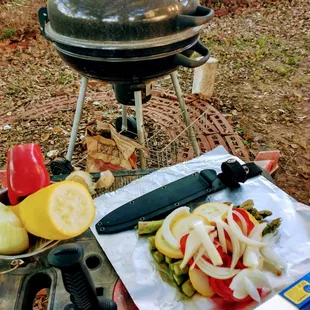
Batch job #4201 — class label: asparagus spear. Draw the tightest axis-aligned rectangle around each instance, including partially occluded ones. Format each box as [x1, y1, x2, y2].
[138, 220, 164, 235]
[257, 210, 273, 219]
[169, 262, 175, 271]
[181, 279, 196, 297]
[152, 251, 165, 263]
[238, 199, 255, 210]
[236, 200, 274, 222]
[171, 261, 189, 276]
[165, 256, 174, 265]
[173, 274, 188, 286]
[148, 236, 156, 251]
[262, 218, 282, 236]
[157, 262, 179, 288]
[158, 262, 170, 274]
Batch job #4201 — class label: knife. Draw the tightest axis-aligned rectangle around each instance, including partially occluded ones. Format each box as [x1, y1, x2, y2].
[96, 159, 262, 234]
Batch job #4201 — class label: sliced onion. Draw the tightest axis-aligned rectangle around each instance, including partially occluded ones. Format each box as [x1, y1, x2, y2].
[194, 255, 239, 279]
[191, 245, 206, 270]
[261, 234, 287, 270]
[191, 230, 218, 269]
[231, 270, 270, 302]
[180, 230, 201, 269]
[227, 205, 266, 247]
[244, 276, 261, 302]
[239, 242, 246, 258]
[262, 232, 280, 244]
[230, 268, 271, 291]
[251, 223, 268, 239]
[243, 246, 260, 268]
[216, 222, 227, 254]
[209, 230, 218, 242]
[192, 220, 223, 266]
[162, 207, 190, 249]
[261, 247, 287, 270]
[215, 219, 240, 270]
[233, 288, 248, 300]
[233, 210, 248, 235]
[243, 223, 267, 268]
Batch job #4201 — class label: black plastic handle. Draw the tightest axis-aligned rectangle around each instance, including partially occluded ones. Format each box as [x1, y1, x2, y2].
[38, 7, 52, 41]
[174, 40, 210, 68]
[48, 243, 117, 310]
[176, 6, 214, 28]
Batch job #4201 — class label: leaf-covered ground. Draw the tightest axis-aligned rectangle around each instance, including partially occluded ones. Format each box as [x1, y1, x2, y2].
[0, 0, 309, 204]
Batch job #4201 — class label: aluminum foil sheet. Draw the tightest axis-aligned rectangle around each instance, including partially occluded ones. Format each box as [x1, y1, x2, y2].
[91, 146, 310, 310]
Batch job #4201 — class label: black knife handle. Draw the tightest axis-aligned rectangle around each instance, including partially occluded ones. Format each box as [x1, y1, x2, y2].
[218, 160, 262, 188]
[48, 243, 117, 310]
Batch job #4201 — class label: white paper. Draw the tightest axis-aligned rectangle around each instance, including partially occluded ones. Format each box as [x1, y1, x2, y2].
[91, 146, 310, 310]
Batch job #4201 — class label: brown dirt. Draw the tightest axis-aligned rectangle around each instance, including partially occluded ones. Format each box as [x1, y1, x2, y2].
[0, 0, 309, 204]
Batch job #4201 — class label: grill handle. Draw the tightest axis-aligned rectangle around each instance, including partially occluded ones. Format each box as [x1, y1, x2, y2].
[176, 6, 214, 28]
[174, 40, 210, 68]
[38, 7, 52, 41]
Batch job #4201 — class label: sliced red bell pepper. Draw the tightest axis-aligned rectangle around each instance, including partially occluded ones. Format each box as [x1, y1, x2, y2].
[209, 251, 261, 303]
[209, 277, 254, 303]
[179, 234, 188, 255]
[233, 208, 255, 235]
[180, 231, 255, 303]
[6, 143, 50, 205]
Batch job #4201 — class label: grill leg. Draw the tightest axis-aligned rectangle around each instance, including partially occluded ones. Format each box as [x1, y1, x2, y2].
[134, 90, 147, 169]
[170, 71, 201, 157]
[66, 77, 88, 161]
[121, 105, 128, 131]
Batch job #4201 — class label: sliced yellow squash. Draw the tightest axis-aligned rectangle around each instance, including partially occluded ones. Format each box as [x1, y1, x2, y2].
[193, 202, 230, 225]
[12, 181, 95, 240]
[189, 268, 215, 298]
[155, 227, 183, 259]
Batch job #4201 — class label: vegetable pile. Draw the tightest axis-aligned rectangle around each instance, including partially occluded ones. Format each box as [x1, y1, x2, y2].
[0, 181, 96, 256]
[0, 143, 105, 256]
[138, 200, 285, 303]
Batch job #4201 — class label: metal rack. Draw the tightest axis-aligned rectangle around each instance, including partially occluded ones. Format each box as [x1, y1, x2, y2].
[65, 72, 201, 169]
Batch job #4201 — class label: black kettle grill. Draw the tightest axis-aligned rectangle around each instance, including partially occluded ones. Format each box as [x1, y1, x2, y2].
[38, 0, 214, 169]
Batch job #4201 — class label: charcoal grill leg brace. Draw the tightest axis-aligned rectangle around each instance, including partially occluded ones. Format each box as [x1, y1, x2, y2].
[66, 76, 88, 162]
[170, 71, 201, 157]
[134, 90, 147, 168]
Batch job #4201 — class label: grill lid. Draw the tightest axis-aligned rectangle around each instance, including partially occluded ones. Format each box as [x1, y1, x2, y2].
[44, 0, 213, 49]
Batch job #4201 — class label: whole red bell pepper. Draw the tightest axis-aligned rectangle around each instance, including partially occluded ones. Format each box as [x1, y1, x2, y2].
[6, 143, 50, 205]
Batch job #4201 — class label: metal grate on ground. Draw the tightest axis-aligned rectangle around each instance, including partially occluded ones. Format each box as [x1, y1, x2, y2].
[0, 87, 249, 167]
[142, 89, 249, 166]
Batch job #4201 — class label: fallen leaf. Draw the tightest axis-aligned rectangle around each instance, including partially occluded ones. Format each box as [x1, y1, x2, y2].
[51, 127, 64, 133]
[47, 150, 59, 158]
[86, 126, 95, 136]
[290, 144, 299, 149]
[21, 53, 31, 60]
[41, 133, 50, 142]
